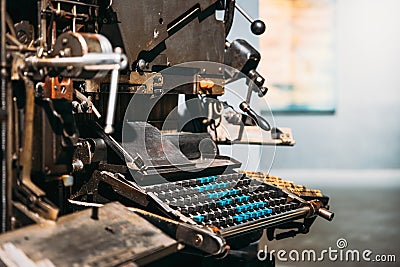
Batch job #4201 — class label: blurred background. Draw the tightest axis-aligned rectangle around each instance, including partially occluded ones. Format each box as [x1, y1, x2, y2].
[225, 0, 400, 266]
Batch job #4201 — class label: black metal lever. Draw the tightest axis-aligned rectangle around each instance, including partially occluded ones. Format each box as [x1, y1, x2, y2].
[235, 3, 266, 35]
[239, 101, 271, 131]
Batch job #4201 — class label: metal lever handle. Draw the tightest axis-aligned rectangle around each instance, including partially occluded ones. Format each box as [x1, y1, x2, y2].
[235, 3, 266, 35]
[239, 101, 271, 131]
[104, 48, 126, 134]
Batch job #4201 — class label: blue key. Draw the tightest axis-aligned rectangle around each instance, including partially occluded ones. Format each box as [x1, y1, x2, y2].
[196, 186, 205, 193]
[236, 205, 245, 212]
[216, 199, 227, 206]
[236, 195, 247, 202]
[258, 202, 266, 208]
[217, 182, 225, 189]
[241, 213, 250, 220]
[264, 208, 273, 215]
[197, 177, 206, 184]
[225, 198, 232, 205]
[243, 196, 250, 202]
[192, 215, 204, 223]
[233, 215, 243, 222]
[207, 193, 215, 199]
[247, 211, 256, 219]
[255, 210, 263, 217]
[229, 189, 239, 196]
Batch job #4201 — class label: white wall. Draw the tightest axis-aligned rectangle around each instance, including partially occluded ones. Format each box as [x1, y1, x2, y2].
[226, 0, 400, 186]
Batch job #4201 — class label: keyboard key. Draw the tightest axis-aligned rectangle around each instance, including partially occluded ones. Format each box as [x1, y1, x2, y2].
[192, 215, 204, 223]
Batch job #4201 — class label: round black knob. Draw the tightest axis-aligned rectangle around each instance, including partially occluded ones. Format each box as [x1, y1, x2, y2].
[251, 20, 266, 35]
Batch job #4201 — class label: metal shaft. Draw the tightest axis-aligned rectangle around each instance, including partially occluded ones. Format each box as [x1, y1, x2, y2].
[104, 68, 119, 134]
[235, 3, 254, 23]
[25, 53, 125, 68]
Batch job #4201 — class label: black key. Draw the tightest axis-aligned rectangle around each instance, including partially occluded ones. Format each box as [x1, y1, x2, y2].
[169, 199, 178, 207]
[228, 205, 237, 215]
[221, 208, 229, 217]
[159, 184, 168, 191]
[188, 204, 196, 214]
[211, 219, 220, 227]
[183, 196, 192, 205]
[180, 206, 189, 215]
[268, 190, 276, 198]
[269, 199, 276, 206]
[164, 190, 174, 199]
[176, 198, 185, 206]
[226, 216, 234, 225]
[202, 201, 210, 211]
[201, 212, 210, 221]
[274, 206, 280, 213]
[249, 185, 258, 192]
[214, 208, 221, 218]
[209, 201, 216, 210]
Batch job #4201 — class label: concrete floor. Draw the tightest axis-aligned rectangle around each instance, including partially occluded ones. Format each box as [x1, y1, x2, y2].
[262, 187, 400, 267]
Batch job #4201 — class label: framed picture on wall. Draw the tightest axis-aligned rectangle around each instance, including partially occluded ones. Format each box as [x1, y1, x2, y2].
[258, 0, 336, 113]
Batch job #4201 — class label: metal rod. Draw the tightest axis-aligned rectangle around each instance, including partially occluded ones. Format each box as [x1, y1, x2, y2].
[235, 3, 254, 23]
[0, 0, 7, 233]
[104, 68, 119, 134]
[25, 53, 125, 68]
[236, 83, 253, 141]
[39, 0, 47, 48]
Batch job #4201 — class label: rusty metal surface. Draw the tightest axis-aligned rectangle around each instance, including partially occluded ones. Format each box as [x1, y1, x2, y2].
[42, 77, 74, 100]
[0, 202, 179, 266]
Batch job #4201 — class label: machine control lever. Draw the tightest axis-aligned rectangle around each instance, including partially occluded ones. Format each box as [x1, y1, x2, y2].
[235, 3, 266, 35]
[239, 101, 271, 131]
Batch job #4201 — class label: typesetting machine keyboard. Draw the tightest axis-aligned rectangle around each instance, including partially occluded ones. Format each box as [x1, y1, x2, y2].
[143, 172, 332, 240]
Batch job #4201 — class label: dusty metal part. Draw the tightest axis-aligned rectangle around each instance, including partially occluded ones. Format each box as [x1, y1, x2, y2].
[20, 78, 45, 197]
[129, 207, 228, 256]
[50, 32, 114, 79]
[13, 20, 34, 46]
[100, 0, 225, 69]
[0, 202, 179, 267]
[42, 76, 74, 100]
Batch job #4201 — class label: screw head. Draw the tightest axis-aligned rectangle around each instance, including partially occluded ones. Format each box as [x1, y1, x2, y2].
[194, 234, 203, 246]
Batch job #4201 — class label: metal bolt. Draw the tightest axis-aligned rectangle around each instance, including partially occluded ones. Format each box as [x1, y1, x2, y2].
[137, 59, 147, 70]
[62, 38, 68, 45]
[194, 234, 203, 246]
